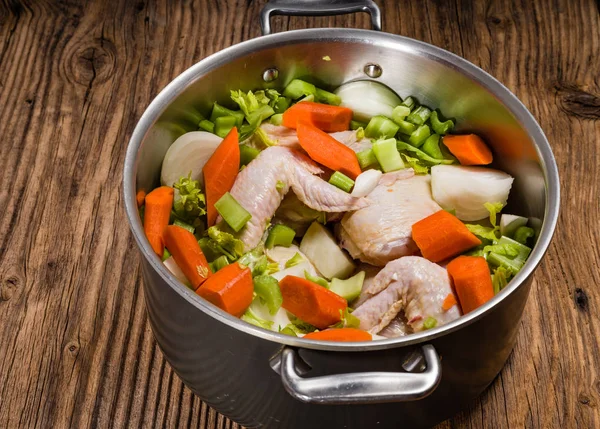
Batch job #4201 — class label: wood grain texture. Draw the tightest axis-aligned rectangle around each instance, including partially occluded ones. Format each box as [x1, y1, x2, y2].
[0, 0, 598, 428]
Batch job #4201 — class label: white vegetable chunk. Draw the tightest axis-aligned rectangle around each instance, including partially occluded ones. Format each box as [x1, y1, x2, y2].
[351, 169, 383, 198]
[500, 214, 528, 237]
[300, 222, 356, 280]
[160, 131, 222, 187]
[431, 165, 514, 221]
[163, 257, 190, 287]
[334, 81, 402, 122]
[271, 261, 319, 281]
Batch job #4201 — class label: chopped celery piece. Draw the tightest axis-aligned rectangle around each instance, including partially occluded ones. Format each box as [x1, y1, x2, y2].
[401, 96, 416, 110]
[396, 120, 417, 135]
[356, 127, 365, 140]
[253, 275, 283, 315]
[304, 270, 329, 288]
[400, 153, 429, 174]
[357, 149, 379, 170]
[492, 266, 511, 294]
[161, 248, 171, 261]
[330, 308, 361, 329]
[198, 119, 215, 133]
[372, 138, 405, 172]
[299, 94, 315, 103]
[514, 226, 535, 245]
[270, 113, 283, 125]
[350, 120, 367, 130]
[283, 79, 316, 100]
[279, 326, 298, 336]
[198, 237, 222, 262]
[246, 104, 275, 126]
[172, 174, 207, 222]
[329, 271, 365, 302]
[406, 106, 432, 125]
[210, 103, 244, 127]
[273, 97, 290, 114]
[205, 226, 245, 262]
[329, 171, 354, 193]
[397, 140, 455, 165]
[499, 214, 528, 237]
[421, 134, 443, 159]
[214, 116, 237, 138]
[214, 192, 252, 232]
[484, 202, 504, 227]
[365, 115, 400, 139]
[209, 255, 229, 272]
[392, 105, 411, 123]
[487, 236, 531, 274]
[285, 252, 304, 268]
[173, 218, 195, 234]
[265, 224, 296, 249]
[239, 144, 260, 167]
[430, 111, 455, 135]
[242, 306, 274, 330]
[408, 124, 431, 147]
[315, 88, 341, 105]
[423, 316, 437, 329]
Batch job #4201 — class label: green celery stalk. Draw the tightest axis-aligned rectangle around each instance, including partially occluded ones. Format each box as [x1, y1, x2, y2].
[392, 105, 411, 123]
[214, 192, 252, 232]
[429, 110, 454, 135]
[253, 275, 283, 315]
[423, 316, 437, 329]
[210, 103, 244, 127]
[329, 271, 365, 301]
[265, 224, 296, 249]
[273, 97, 290, 114]
[173, 218, 195, 234]
[408, 124, 431, 147]
[396, 120, 417, 135]
[283, 79, 316, 100]
[356, 149, 379, 170]
[239, 144, 260, 167]
[270, 113, 283, 125]
[315, 88, 341, 105]
[246, 104, 275, 126]
[198, 119, 215, 133]
[350, 120, 367, 130]
[421, 134, 443, 159]
[365, 115, 400, 139]
[372, 138, 405, 172]
[328, 171, 354, 193]
[487, 236, 531, 274]
[401, 96, 416, 110]
[407, 105, 432, 125]
[285, 252, 304, 268]
[161, 248, 171, 261]
[299, 94, 315, 103]
[209, 255, 229, 272]
[304, 270, 329, 288]
[214, 116, 237, 138]
[397, 140, 455, 165]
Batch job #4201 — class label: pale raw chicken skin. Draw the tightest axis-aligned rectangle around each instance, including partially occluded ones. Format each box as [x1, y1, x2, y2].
[352, 256, 461, 334]
[222, 146, 369, 251]
[338, 173, 442, 266]
[260, 124, 371, 153]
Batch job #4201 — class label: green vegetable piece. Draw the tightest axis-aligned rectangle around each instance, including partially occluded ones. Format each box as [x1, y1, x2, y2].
[465, 224, 499, 243]
[276, 180, 285, 191]
[315, 88, 341, 106]
[173, 218, 195, 234]
[214, 192, 252, 232]
[396, 120, 417, 135]
[198, 237, 222, 262]
[356, 149, 379, 170]
[514, 226, 535, 245]
[289, 315, 317, 333]
[406, 106, 432, 125]
[206, 226, 245, 262]
[242, 306, 274, 330]
[400, 153, 430, 174]
[210, 103, 244, 128]
[253, 275, 283, 315]
[423, 316, 437, 329]
[299, 94, 315, 103]
[401, 96, 416, 110]
[397, 140, 456, 165]
[355, 127, 365, 141]
[173, 174, 207, 226]
[273, 97, 290, 114]
[484, 202, 504, 227]
[198, 119, 215, 133]
[279, 326, 298, 337]
[429, 111, 455, 135]
[161, 248, 171, 261]
[487, 236, 531, 274]
[373, 138, 405, 172]
[283, 79, 317, 100]
[285, 252, 304, 268]
[246, 104, 275, 126]
[209, 255, 229, 272]
[329, 271, 365, 302]
[270, 113, 283, 125]
[365, 115, 400, 139]
[214, 116, 237, 138]
[492, 266, 511, 294]
[239, 144, 260, 167]
[331, 308, 361, 329]
[265, 224, 296, 249]
[304, 270, 329, 288]
[421, 134, 444, 159]
[392, 105, 411, 123]
[328, 171, 354, 193]
[408, 124, 431, 147]
[350, 120, 367, 130]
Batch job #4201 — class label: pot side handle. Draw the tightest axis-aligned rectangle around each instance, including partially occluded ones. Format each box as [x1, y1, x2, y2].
[260, 0, 382, 35]
[279, 344, 442, 405]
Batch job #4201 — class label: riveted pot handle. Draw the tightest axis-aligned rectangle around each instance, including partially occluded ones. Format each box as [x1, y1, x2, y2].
[279, 344, 441, 404]
[260, 0, 382, 35]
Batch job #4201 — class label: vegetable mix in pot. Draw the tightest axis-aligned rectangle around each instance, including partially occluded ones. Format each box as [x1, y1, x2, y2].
[138, 78, 536, 341]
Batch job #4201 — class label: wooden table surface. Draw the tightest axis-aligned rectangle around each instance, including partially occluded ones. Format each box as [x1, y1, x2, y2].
[1, 0, 599, 427]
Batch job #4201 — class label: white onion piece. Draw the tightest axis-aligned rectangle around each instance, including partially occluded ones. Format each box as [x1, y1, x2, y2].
[300, 222, 355, 280]
[431, 165, 514, 221]
[335, 81, 402, 122]
[247, 298, 292, 332]
[351, 169, 383, 198]
[163, 257, 190, 286]
[271, 261, 319, 281]
[160, 131, 222, 187]
[265, 244, 311, 271]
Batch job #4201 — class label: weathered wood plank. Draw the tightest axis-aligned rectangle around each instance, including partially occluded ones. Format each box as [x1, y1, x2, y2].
[0, 0, 598, 428]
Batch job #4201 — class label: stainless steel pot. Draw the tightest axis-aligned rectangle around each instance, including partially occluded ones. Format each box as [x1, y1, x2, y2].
[123, 2, 559, 427]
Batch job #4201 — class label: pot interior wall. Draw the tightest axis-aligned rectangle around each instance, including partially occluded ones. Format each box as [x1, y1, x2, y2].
[135, 36, 547, 225]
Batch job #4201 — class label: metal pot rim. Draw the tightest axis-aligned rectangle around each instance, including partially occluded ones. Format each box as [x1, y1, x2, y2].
[123, 28, 560, 352]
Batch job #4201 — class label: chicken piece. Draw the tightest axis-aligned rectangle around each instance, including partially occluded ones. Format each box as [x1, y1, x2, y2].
[378, 315, 410, 338]
[260, 124, 371, 153]
[338, 173, 442, 266]
[352, 256, 461, 334]
[223, 146, 369, 251]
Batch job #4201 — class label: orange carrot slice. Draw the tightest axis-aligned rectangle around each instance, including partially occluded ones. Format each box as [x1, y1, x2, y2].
[196, 262, 253, 317]
[447, 256, 494, 313]
[443, 134, 493, 165]
[282, 101, 352, 132]
[136, 190, 146, 208]
[143, 186, 174, 256]
[442, 293, 458, 311]
[163, 225, 211, 289]
[303, 328, 372, 342]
